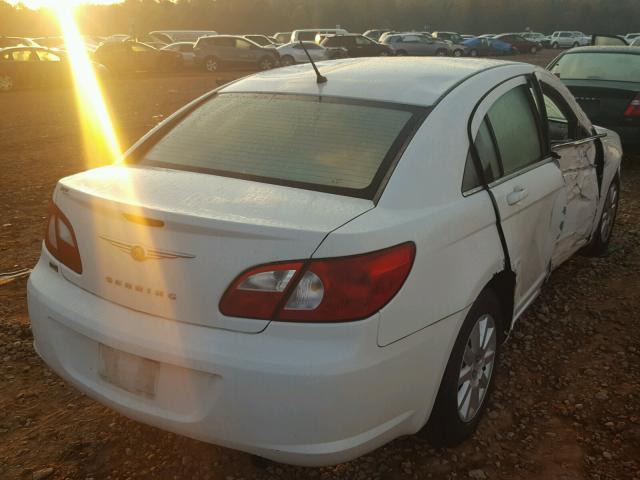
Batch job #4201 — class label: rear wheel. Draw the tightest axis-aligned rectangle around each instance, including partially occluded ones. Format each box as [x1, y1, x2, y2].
[530, 46, 538, 54]
[0, 74, 13, 92]
[469, 49, 479, 57]
[258, 56, 275, 70]
[583, 176, 620, 256]
[420, 290, 503, 447]
[452, 49, 463, 57]
[552, 42, 559, 49]
[280, 55, 295, 67]
[573, 42, 579, 48]
[379, 51, 390, 56]
[436, 49, 448, 57]
[204, 56, 219, 73]
[396, 50, 408, 56]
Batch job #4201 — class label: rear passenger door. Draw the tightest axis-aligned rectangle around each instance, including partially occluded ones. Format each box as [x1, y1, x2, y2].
[467, 77, 566, 318]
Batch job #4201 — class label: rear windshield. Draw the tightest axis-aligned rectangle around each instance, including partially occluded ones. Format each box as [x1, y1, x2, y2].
[550, 52, 640, 83]
[139, 93, 424, 198]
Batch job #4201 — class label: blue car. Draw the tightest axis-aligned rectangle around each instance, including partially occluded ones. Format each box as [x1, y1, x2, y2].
[462, 37, 514, 57]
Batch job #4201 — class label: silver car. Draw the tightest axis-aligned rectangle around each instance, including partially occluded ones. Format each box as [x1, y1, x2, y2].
[276, 41, 342, 66]
[381, 33, 452, 56]
[161, 42, 196, 67]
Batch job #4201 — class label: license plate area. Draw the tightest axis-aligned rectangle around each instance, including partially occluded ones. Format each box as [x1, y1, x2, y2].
[98, 344, 159, 399]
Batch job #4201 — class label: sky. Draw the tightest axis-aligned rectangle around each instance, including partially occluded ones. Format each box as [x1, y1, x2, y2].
[5, 0, 122, 8]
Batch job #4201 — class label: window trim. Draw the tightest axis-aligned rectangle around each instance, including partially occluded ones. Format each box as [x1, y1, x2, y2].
[128, 92, 431, 201]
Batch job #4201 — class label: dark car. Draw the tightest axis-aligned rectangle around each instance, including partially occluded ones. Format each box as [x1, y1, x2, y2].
[494, 33, 542, 54]
[0, 47, 104, 92]
[194, 35, 279, 72]
[548, 46, 640, 148]
[94, 41, 182, 74]
[320, 34, 393, 57]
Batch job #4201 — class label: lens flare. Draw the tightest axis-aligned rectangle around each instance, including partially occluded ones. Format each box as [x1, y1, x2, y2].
[49, 1, 122, 166]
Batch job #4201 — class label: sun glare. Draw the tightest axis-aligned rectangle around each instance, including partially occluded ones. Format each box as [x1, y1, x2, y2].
[48, 1, 123, 166]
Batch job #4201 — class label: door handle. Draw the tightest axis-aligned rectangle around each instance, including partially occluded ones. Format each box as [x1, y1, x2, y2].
[507, 186, 528, 205]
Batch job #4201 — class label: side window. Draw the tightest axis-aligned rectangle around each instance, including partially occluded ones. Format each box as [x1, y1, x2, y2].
[235, 39, 253, 49]
[37, 50, 61, 62]
[131, 43, 151, 52]
[487, 85, 542, 176]
[540, 84, 583, 142]
[463, 119, 502, 192]
[13, 50, 37, 62]
[355, 36, 372, 46]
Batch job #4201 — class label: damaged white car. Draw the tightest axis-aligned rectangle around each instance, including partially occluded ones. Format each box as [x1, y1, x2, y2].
[28, 57, 622, 466]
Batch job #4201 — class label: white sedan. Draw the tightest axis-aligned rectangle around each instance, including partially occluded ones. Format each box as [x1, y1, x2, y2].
[161, 42, 196, 67]
[28, 57, 622, 466]
[276, 41, 344, 66]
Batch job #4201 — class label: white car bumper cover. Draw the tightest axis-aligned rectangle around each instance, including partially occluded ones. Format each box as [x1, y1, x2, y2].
[27, 255, 465, 466]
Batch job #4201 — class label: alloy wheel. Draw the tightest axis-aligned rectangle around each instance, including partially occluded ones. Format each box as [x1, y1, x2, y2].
[259, 58, 273, 70]
[0, 74, 13, 92]
[205, 58, 218, 72]
[457, 314, 497, 423]
[600, 181, 619, 242]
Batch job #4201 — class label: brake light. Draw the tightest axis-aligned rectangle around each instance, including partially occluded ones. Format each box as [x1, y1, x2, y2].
[624, 94, 640, 117]
[219, 243, 415, 322]
[45, 201, 83, 274]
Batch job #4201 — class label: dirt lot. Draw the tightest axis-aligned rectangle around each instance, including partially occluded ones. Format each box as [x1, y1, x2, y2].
[1, 52, 639, 480]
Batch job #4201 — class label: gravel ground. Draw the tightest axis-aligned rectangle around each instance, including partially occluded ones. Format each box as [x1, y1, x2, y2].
[1, 53, 639, 480]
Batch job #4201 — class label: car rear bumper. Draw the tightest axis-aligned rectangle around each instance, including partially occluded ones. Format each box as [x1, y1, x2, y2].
[27, 253, 461, 466]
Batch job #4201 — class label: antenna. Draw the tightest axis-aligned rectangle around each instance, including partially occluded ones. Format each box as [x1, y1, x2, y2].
[299, 40, 327, 84]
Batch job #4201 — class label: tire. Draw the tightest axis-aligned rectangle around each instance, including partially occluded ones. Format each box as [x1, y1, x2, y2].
[258, 56, 274, 70]
[436, 49, 448, 57]
[280, 55, 295, 67]
[530, 46, 538, 54]
[573, 42, 579, 48]
[379, 51, 390, 56]
[0, 74, 14, 92]
[396, 50, 408, 56]
[583, 176, 620, 257]
[420, 289, 504, 447]
[552, 42, 559, 49]
[469, 49, 479, 57]
[204, 56, 219, 73]
[452, 49, 463, 57]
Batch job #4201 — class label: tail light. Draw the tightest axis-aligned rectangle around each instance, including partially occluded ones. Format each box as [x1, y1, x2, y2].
[220, 243, 415, 323]
[45, 201, 83, 274]
[624, 94, 640, 117]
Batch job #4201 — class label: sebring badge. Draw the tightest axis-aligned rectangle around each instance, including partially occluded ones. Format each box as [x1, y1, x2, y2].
[100, 236, 196, 262]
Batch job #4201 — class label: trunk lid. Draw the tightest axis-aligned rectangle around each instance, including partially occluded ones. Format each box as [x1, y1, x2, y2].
[53, 165, 373, 333]
[565, 80, 639, 126]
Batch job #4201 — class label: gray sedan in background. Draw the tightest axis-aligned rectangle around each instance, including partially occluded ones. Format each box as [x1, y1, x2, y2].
[380, 33, 453, 56]
[161, 42, 196, 67]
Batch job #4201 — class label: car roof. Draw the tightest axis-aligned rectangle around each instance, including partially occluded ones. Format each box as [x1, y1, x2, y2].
[563, 46, 640, 54]
[222, 57, 521, 107]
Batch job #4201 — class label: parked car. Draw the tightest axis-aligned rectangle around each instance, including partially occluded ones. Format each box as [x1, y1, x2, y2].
[273, 32, 292, 44]
[320, 34, 393, 57]
[521, 32, 549, 47]
[625, 33, 640, 43]
[0, 47, 105, 92]
[0, 36, 39, 49]
[276, 41, 346, 66]
[478, 34, 496, 39]
[94, 41, 182, 74]
[632, 38, 640, 47]
[363, 29, 390, 42]
[291, 28, 348, 43]
[462, 37, 513, 56]
[549, 31, 590, 49]
[548, 44, 640, 148]
[461, 34, 476, 40]
[149, 30, 218, 43]
[161, 42, 196, 67]
[493, 33, 541, 54]
[243, 35, 278, 48]
[28, 55, 622, 467]
[194, 35, 279, 72]
[381, 33, 452, 56]
[431, 31, 467, 56]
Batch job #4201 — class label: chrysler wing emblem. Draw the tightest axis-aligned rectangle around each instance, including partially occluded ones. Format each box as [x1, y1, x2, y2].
[100, 236, 196, 262]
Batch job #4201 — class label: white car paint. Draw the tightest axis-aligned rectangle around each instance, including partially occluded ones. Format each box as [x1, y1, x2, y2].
[28, 57, 622, 466]
[276, 41, 334, 64]
[549, 31, 591, 48]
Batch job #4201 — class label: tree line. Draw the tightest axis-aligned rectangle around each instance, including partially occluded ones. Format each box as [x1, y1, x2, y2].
[1, 0, 638, 38]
